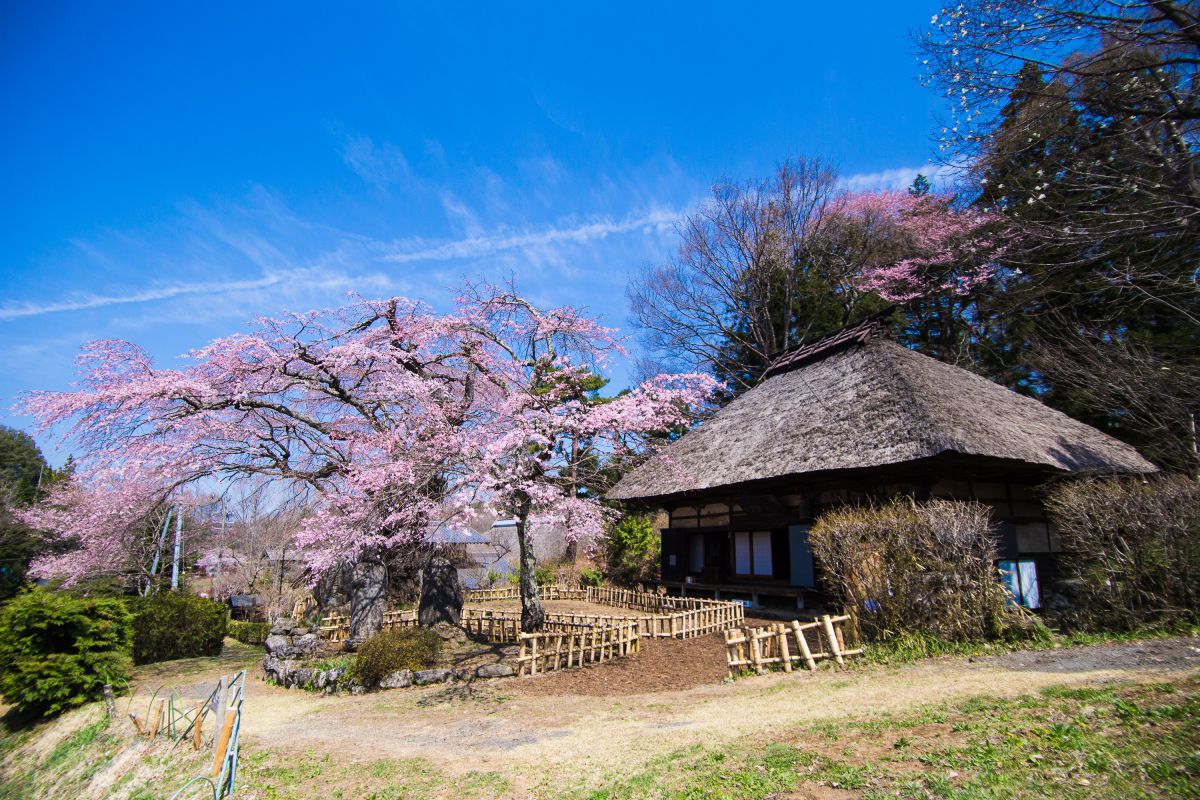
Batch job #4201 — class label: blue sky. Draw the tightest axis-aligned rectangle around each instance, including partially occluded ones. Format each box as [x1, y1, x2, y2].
[1, 1, 945, 463]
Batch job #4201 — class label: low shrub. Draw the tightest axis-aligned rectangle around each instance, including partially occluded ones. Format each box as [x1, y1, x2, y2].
[1046, 474, 1200, 630]
[227, 619, 270, 646]
[349, 627, 442, 686]
[579, 567, 603, 588]
[0, 589, 133, 717]
[810, 498, 1034, 643]
[129, 593, 227, 664]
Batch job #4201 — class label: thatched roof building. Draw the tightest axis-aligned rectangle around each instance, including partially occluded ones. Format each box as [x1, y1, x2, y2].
[610, 319, 1154, 612]
[612, 320, 1153, 503]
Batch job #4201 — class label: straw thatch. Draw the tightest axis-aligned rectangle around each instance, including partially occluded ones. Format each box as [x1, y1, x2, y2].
[610, 329, 1156, 502]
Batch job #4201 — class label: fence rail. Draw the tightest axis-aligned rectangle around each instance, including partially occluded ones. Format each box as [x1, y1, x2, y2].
[724, 615, 861, 675]
[584, 586, 745, 638]
[462, 607, 643, 643]
[318, 609, 417, 642]
[516, 621, 640, 676]
[463, 584, 587, 603]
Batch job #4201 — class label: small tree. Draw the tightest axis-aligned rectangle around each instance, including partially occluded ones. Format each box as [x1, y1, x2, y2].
[0, 590, 133, 718]
[603, 513, 660, 586]
[461, 287, 713, 629]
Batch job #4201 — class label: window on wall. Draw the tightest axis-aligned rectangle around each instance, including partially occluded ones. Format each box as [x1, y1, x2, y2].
[733, 531, 773, 576]
[999, 560, 1041, 609]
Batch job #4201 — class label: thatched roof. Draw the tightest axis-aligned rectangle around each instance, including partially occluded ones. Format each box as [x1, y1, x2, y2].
[610, 325, 1156, 502]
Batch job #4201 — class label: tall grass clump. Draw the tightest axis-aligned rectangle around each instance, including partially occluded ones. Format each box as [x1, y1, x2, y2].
[810, 498, 1036, 644]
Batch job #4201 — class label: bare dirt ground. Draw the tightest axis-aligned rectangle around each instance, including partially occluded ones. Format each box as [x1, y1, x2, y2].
[121, 633, 1200, 796]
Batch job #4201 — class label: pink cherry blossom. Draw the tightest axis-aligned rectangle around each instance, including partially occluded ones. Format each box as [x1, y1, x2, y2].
[18, 287, 714, 619]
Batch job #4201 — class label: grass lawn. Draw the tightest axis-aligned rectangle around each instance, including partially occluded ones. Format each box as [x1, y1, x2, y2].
[561, 678, 1199, 800]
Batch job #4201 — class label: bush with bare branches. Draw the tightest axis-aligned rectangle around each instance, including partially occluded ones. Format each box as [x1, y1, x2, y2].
[1045, 475, 1200, 629]
[810, 498, 1029, 642]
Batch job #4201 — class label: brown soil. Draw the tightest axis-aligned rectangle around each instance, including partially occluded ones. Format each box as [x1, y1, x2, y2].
[515, 633, 730, 695]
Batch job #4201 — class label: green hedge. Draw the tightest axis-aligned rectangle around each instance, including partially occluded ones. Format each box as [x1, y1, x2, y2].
[0, 590, 133, 718]
[130, 593, 227, 665]
[228, 619, 270, 646]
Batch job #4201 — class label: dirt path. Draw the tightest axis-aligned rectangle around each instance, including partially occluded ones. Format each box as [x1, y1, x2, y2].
[165, 634, 1200, 792]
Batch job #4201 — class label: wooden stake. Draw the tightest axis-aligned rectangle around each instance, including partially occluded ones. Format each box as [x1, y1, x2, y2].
[792, 620, 817, 671]
[821, 615, 844, 666]
[209, 708, 236, 778]
[149, 699, 164, 738]
[777, 624, 792, 672]
[192, 702, 205, 750]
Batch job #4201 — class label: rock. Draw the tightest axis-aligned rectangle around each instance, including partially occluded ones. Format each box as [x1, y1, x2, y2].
[499, 646, 520, 657]
[380, 669, 413, 689]
[324, 666, 346, 684]
[413, 668, 452, 685]
[270, 618, 300, 636]
[264, 634, 297, 658]
[431, 621, 468, 647]
[293, 633, 323, 656]
[454, 667, 476, 682]
[347, 548, 388, 651]
[349, 684, 367, 695]
[292, 668, 316, 688]
[418, 556, 463, 627]
[475, 663, 514, 679]
[262, 655, 296, 685]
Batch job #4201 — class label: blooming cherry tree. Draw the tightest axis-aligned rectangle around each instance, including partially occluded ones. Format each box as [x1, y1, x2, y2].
[819, 191, 1003, 302]
[21, 288, 713, 636]
[460, 287, 714, 629]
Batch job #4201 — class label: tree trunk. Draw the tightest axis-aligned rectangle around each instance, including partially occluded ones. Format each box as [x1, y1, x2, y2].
[516, 504, 545, 632]
[346, 545, 387, 650]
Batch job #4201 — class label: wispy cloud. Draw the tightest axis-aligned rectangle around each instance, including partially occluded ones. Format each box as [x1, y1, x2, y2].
[841, 163, 960, 192]
[380, 207, 682, 264]
[341, 135, 410, 189]
[0, 268, 393, 323]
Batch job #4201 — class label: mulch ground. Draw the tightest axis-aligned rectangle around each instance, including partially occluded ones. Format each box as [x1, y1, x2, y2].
[513, 633, 730, 696]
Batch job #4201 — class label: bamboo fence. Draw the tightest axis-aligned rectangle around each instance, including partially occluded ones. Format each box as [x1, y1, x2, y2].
[723, 615, 862, 676]
[584, 586, 745, 638]
[462, 607, 643, 643]
[516, 620, 641, 676]
[463, 584, 587, 603]
[318, 608, 417, 642]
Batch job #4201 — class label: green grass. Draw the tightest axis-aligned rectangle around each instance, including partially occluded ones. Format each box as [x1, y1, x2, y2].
[555, 677, 1200, 800]
[238, 751, 511, 800]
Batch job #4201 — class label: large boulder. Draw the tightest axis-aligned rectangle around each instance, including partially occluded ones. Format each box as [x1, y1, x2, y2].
[418, 556, 463, 627]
